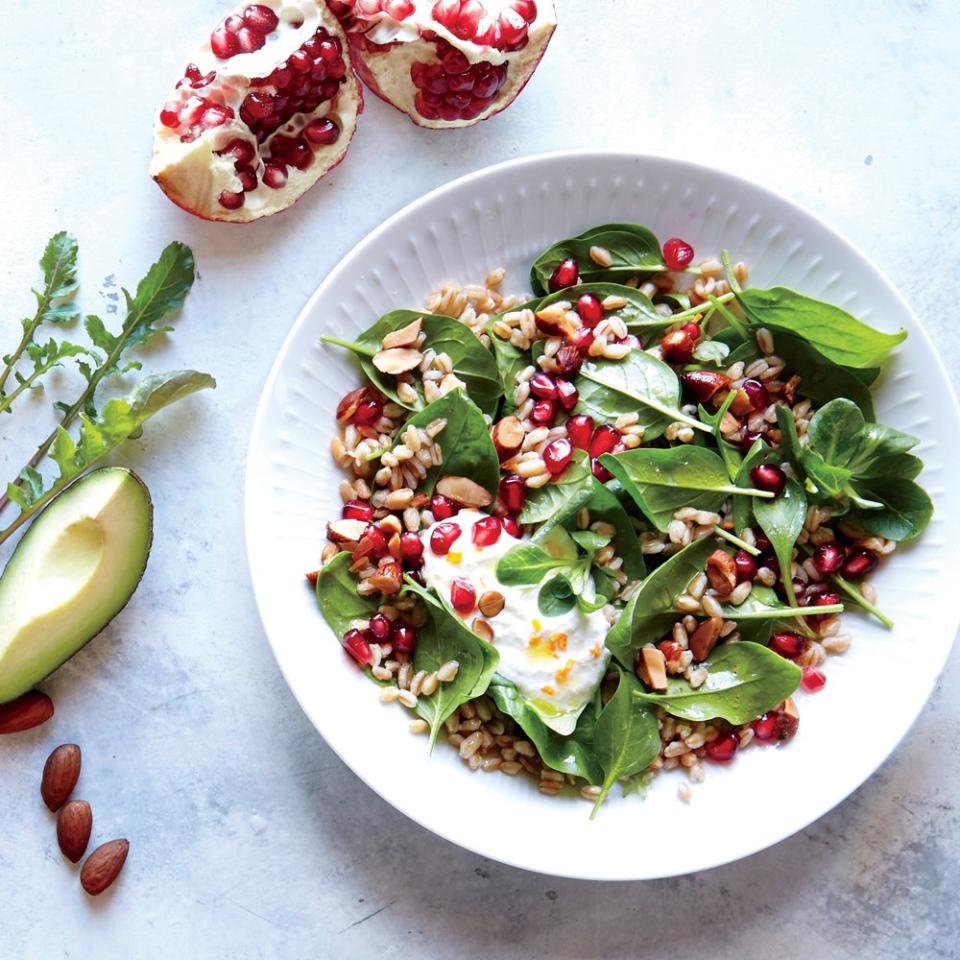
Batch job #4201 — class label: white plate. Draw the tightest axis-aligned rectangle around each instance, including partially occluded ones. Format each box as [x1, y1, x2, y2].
[245, 152, 960, 880]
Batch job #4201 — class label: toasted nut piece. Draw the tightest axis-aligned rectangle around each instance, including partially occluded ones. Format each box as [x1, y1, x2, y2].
[478, 590, 506, 618]
[681, 370, 732, 405]
[80, 839, 129, 896]
[368, 561, 403, 595]
[409, 493, 430, 509]
[0, 690, 55, 734]
[727, 387, 752, 416]
[41, 743, 81, 811]
[387, 532, 402, 560]
[435, 475, 493, 508]
[636, 647, 668, 691]
[706, 549, 737, 596]
[327, 518, 368, 543]
[57, 800, 92, 863]
[689, 617, 723, 662]
[382, 317, 423, 349]
[471, 618, 495, 642]
[373, 348, 423, 375]
[777, 696, 800, 741]
[491, 416, 525, 460]
[336, 386, 371, 422]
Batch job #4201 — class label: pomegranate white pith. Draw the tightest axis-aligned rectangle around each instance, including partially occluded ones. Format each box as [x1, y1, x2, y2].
[150, 1, 362, 223]
[331, 0, 556, 128]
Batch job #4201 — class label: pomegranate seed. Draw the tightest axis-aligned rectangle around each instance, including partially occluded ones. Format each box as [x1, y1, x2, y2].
[218, 191, 244, 210]
[592, 459, 613, 483]
[210, 25, 240, 59]
[840, 548, 879, 579]
[392, 624, 417, 655]
[385, 0, 416, 17]
[235, 164, 257, 191]
[801, 667, 827, 692]
[342, 499, 374, 522]
[499, 475, 526, 514]
[543, 438, 573, 476]
[657, 639, 683, 662]
[363, 524, 389, 557]
[341, 628, 373, 666]
[368, 612, 392, 642]
[555, 379, 579, 412]
[813, 542, 846, 575]
[742, 379, 769, 412]
[681, 321, 701, 342]
[750, 464, 787, 496]
[472, 516, 503, 548]
[351, 398, 382, 426]
[576, 292, 604, 327]
[739, 430, 763, 454]
[805, 591, 843, 626]
[242, 3, 279, 32]
[734, 550, 758, 583]
[566, 414, 594, 450]
[529, 372, 558, 399]
[304, 118, 340, 144]
[769, 631, 805, 660]
[589, 424, 621, 459]
[555, 344, 584, 375]
[235, 26, 266, 52]
[501, 515, 521, 538]
[549, 257, 580, 291]
[705, 732, 738, 762]
[450, 578, 477, 614]
[160, 103, 181, 128]
[570, 328, 594, 352]
[262, 162, 288, 189]
[512, 0, 538, 21]
[663, 237, 695, 271]
[430, 494, 459, 520]
[399, 531, 424, 565]
[531, 399, 556, 425]
[430, 522, 461, 555]
[497, 7, 528, 45]
[751, 712, 778, 741]
[660, 330, 696, 364]
[220, 138, 256, 163]
[243, 91, 275, 119]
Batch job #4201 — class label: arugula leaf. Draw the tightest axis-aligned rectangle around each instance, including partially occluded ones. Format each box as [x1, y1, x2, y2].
[536, 282, 669, 331]
[530, 223, 665, 294]
[487, 675, 603, 783]
[600, 446, 772, 534]
[591, 665, 661, 816]
[1, 371, 215, 541]
[606, 536, 717, 664]
[380, 390, 499, 495]
[634, 642, 802, 723]
[736, 286, 906, 369]
[576, 352, 707, 439]
[325, 310, 502, 417]
[753, 478, 807, 607]
[519, 449, 594, 525]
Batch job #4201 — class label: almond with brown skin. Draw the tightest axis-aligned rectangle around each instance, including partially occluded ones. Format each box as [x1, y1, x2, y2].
[0, 690, 54, 735]
[435, 475, 493, 508]
[491, 416, 524, 460]
[477, 590, 505, 618]
[689, 618, 723, 662]
[706, 549, 737, 596]
[57, 800, 92, 863]
[41, 743, 81, 811]
[327, 518, 368, 543]
[681, 370, 732, 405]
[636, 647, 668, 691]
[81, 839, 129, 896]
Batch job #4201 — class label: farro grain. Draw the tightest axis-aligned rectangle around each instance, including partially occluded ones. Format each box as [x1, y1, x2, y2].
[589, 245, 614, 267]
[380, 686, 399, 703]
[500, 761, 522, 776]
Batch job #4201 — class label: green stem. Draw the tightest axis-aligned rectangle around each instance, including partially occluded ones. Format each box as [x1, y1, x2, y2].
[713, 526, 761, 556]
[321, 335, 375, 356]
[722, 485, 775, 498]
[669, 292, 735, 322]
[727, 603, 844, 620]
[829, 572, 895, 629]
[0, 359, 62, 417]
[0, 478, 63, 547]
[706, 293, 750, 341]
[720, 250, 742, 294]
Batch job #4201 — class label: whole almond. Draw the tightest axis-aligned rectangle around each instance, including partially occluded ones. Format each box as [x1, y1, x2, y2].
[478, 590, 505, 618]
[80, 839, 129, 896]
[57, 800, 92, 863]
[0, 690, 54, 734]
[434, 475, 493, 508]
[689, 618, 723, 662]
[41, 743, 81, 811]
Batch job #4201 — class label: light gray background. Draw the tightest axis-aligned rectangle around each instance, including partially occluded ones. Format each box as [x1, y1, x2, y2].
[2, 1, 958, 957]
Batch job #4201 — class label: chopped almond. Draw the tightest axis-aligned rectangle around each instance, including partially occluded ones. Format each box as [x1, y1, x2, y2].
[689, 617, 723, 661]
[706, 549, 737, 596]
[435, 475, 493, 508]
[471, 618, 494, 643]
[382, 317, 423, 349]
[636, 647, 668, 691]
[327, 518, 368, 543]
[491, 416, 525, 460]
[372, 347, 422, 375]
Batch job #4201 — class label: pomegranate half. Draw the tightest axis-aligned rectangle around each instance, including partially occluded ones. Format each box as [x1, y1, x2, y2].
[150, 1, 362, 222]
[331, 0, 556, 128]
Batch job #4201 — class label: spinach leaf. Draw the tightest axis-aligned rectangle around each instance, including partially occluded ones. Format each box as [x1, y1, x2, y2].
[530, 223, 665, 294]
[693, 339, 731, 364]
[581, 479, 646, 580]
[487, 675, 603, 783]
[538, 574, 577, 616]
[591, 666, 661, 816]
[484, 300, 537, 415]
[570, 529, 611, 552]
[316, 551, 378, 637]
[848, 476, 933, 542]
[519, 449, 594, 524]
[576, 352, 708, 440]
[720, 584, 842, 620]
[773, 333, 876, 419]
[753, 478, 807, 607]
[324, 310, 502, 416]
[404, 580, 500, 747]
[536, 282, 669, 331]
[497, 541, 577, 585]
[606, 536, 717, 664]
[600, 446, 772, 533]
[383, 389, 499, 495]
[736, 286, 907, 369]
[634, 642, 802, 723]
[732, 439, 769, 534]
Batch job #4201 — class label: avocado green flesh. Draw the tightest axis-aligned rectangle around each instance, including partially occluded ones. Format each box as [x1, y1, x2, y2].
[0, 468, 152, 702]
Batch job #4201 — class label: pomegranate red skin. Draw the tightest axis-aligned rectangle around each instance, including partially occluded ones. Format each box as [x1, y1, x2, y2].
[368, 612, 393, 641]
[705, 732, 739, 763]
[734, 549, 758, 584]
[391, 624, 417, 655]
[450, 577, 477, 614]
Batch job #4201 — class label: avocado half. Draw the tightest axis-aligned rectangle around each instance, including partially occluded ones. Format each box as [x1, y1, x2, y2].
[0, 467, 153, 702]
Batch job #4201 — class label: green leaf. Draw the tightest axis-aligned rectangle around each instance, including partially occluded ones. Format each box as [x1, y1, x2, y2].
[601, 446, 771, 534]
[484, 300, 537, 415]
[538, 574, 577, 616]
[775, 405, 805, 474]
[530, 223, 665, 294]
[519, 449, 593, 525]
[698, 390, 741, 481]
[497, 541, 577, 585]
[536, 282, 669, 331]
[575, 351, 701, 440]
[606, 536, 717, 664]
[487, 675, 603, 783]
[736, 286, 907, 368]
[693, 339, 731, 364]
[732, 439, 769, 534]
[634, 642, 802, 723]
[581, 479, 646, 580]
[720, 584, 841, 620]
[849, 477, 933, 541]
[753, 478, 807, 607]
[591, 666, 661, 816]
[381, 390, 499, 496]
[37, 231, 81, 316]
[315, 551, 379, 638]
[326, 311, 502, 417]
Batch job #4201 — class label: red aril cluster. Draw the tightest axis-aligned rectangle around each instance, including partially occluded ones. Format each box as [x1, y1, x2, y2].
[662, 237, 694, 271]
